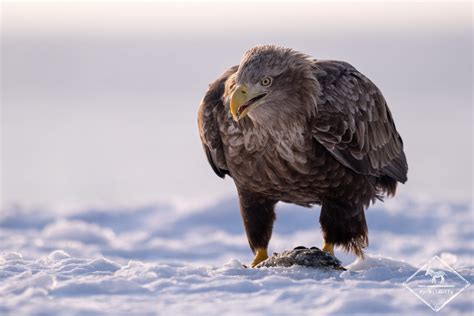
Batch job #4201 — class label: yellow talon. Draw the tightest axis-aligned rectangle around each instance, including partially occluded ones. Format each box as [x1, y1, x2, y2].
[250, 248, 268, 268]
[322, 242, 335, 256]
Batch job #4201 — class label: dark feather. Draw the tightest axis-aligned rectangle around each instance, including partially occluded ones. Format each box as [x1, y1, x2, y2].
[197, 66, 238, 178]
[312, 60, 408, 187]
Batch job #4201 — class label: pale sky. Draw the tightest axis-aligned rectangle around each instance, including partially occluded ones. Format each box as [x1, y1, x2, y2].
[2, 1, 471, 34]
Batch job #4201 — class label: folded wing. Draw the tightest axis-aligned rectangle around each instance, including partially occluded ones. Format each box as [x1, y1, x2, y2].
[311, 60, 408, 183]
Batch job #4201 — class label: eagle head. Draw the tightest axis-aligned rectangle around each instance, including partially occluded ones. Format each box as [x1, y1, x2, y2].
[228, 45, 318, 123]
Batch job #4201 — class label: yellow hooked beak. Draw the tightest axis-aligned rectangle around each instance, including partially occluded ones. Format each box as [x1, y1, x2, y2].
[230, 84, 266, 121]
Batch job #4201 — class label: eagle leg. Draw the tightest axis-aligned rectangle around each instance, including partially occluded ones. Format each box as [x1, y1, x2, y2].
[237, 188, 277, 268]
[322, 242, 335, 256]
[320, 200, 368, 258]
[250, 248, 269, 268]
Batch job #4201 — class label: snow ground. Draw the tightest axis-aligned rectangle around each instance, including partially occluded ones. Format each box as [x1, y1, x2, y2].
[1, 195, 473, 315]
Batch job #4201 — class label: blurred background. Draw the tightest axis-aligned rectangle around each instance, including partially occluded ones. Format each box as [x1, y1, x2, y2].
[1, 1, 472, 211]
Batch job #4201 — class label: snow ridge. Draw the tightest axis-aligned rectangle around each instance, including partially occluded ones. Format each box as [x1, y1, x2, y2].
[1, 197, 473, 315]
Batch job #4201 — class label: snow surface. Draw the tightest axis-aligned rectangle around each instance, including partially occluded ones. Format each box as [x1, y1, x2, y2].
[1, 196, 473, 315]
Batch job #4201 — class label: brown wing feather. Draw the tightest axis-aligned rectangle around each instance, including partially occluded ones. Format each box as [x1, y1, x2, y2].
[197, 66, 238, 178]
[312, 60, 408, 183]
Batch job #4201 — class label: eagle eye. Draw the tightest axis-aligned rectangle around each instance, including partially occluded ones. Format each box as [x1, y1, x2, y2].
[260, 77, 272, 87]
